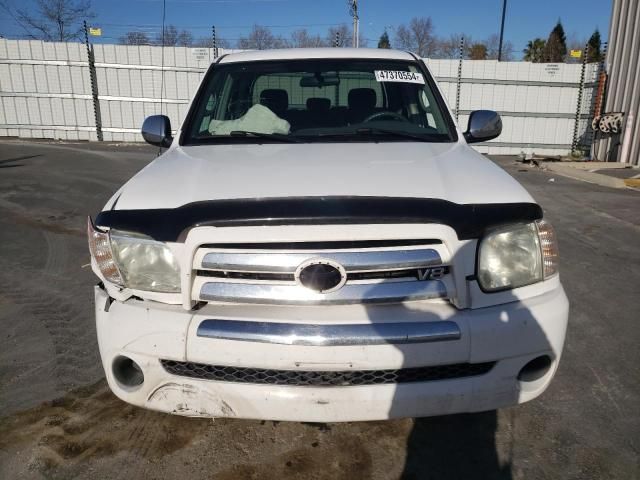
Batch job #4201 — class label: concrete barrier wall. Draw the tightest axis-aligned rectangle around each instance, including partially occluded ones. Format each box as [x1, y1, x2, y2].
[0, 39, 598, 155]
[425, 59, 599, 156]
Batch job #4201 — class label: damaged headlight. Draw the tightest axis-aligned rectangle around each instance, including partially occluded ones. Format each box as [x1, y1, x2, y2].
[477, 220, 559, 292]
[88, 218, 181, 293]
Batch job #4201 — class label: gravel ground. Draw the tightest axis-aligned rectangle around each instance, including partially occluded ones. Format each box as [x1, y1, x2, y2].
[0, 140, 638, 480]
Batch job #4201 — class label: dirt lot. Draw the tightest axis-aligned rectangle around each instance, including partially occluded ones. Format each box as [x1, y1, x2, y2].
[0, 140, 638, 479]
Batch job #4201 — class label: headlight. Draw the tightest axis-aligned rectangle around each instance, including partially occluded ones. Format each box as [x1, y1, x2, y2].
[478, 220, 559, 292]
[88, 218, 181, 293]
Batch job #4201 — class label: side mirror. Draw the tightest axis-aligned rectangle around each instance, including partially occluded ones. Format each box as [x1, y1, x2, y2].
[141, 115, 173, 148]
[463, 110, 502, 144]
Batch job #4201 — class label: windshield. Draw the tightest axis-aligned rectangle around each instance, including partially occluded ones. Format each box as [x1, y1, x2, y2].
[182, 58, 456, 145]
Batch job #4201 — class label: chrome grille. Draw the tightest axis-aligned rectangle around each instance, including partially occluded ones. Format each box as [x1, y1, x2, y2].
[160, 360, 495, 386]
[201, 248, 443, 273]
[193, 240, 451, 305]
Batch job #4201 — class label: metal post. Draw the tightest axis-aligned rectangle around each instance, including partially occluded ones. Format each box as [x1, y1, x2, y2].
[498, 0, 507, 61]
[455, 36, 465, 121]
[571, 42, 590, 156]
[349, 0, 359, 48]
[212, 25, 218, 58]
[84, 20, 103, 141]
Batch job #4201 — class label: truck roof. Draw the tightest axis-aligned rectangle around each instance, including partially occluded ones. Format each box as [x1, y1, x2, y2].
[217, 48, 416, 64]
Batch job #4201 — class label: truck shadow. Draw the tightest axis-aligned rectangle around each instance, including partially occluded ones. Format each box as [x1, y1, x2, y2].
[401, 412, 510, 480]
[362, 241, 556, 480]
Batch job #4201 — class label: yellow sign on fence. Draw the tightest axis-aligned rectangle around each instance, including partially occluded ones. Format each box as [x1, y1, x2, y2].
[89, 27, 102, 36]
[570, 49, 582, 58]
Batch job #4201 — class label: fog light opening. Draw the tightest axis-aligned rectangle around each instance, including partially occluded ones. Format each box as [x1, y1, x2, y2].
[112, 355, 145, 387]
[518, 355, 552, 382]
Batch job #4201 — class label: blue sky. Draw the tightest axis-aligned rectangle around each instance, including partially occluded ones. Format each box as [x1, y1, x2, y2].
[1, 0, 612, 56]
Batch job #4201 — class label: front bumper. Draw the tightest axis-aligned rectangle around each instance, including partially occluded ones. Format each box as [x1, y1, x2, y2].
[95, 286, 568, 422]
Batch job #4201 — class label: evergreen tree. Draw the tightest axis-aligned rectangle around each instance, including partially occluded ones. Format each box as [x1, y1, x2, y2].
[587, 29, 603, 63]
[523, 38, 547, 62]
[544, 20, 567, 62]
[377, 31, 391, 49]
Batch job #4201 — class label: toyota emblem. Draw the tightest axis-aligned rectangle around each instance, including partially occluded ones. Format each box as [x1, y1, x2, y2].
[295, 258, 347, 293]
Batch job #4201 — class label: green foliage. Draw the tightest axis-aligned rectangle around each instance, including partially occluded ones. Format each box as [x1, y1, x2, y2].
[523, 38, 546, 62]
[377, 31, 391, 49]
[587, 29, 603, 63]
[544, 20, 567, 62]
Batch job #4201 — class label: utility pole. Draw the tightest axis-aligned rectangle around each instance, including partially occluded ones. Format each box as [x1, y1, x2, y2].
[348, 0, 359, 48]
[498, 0, 507, 61]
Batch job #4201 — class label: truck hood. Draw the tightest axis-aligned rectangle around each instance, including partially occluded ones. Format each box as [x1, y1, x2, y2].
[111, 142, 535, 210]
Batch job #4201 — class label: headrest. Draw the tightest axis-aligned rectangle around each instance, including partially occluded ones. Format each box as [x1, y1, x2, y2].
[260, 89, 289, 116]
[348, 88, 376, 110]
[306, 97, 331, 112]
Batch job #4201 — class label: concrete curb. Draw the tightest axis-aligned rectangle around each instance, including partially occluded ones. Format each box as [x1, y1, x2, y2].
[541, 163, 628, 189]
[546, 161, 633, 170]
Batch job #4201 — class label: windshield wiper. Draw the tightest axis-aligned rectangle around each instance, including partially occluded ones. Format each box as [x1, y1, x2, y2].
[302, 128, 444, 142]
[229, 130, 303, 143]
[353, 127, 442, 142]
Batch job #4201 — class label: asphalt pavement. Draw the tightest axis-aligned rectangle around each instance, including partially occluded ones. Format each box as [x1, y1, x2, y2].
[0, 140, 638, 480]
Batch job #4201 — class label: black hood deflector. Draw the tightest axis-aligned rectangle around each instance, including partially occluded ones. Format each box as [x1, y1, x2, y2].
[95, 196, 543, 242]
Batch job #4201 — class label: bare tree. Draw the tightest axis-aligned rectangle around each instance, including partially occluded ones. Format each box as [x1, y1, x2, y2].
[327, 24, 350, 47]
[485, 33, 514, 60]
[154, 25, 192, 46]
[237, 25, 289, 50]
[155, 25, 176, 46]
[120, 31, 151, 45]
[394, 17, 437, 57]
[564, 32, 588, 63]
[290, 28, 327, 48]
[326, 24, 365, 47]
[13, 0, 94, 41]
[436, 33, 468, 59]
[176, 30, 193, 47]
[193, 36, 230, 49]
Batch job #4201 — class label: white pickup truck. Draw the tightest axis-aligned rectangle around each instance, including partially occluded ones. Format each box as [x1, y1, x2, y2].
[88, 48, 568, 422]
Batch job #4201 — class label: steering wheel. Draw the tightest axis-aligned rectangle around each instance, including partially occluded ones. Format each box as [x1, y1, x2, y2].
[362, 111, 410, 123]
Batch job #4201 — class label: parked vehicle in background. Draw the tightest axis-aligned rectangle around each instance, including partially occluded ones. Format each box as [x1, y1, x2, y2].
[88, 48, 568, 422]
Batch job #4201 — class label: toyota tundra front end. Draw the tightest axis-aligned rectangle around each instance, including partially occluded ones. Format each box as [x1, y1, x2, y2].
[88, 48, 568, 422]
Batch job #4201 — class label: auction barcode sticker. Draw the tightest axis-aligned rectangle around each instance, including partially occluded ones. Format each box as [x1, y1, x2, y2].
[374, 70, 425, 84]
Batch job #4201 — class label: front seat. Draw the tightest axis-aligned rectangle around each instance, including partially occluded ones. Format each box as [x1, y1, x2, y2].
[347, 88, 377, 124]
[260, 89, 289, 119]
